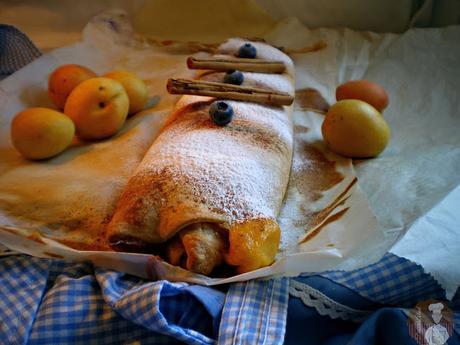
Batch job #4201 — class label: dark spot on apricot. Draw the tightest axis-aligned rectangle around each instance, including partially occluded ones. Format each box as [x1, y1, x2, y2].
[99, 102, 105, 108]
[99, 86, 104, 91]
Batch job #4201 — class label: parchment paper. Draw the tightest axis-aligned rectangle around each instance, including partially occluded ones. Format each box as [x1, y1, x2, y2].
[1, 11, 459, 293]
[266, 18, 460, 297]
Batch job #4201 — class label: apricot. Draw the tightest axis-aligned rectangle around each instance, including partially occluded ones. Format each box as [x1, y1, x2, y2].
[48, 64, 97, 110]
[103, 70, 148, 115]
[64, 77, 129, 140]
[336, 80, 389, 112]
[11, 107, 75, 160]
[322, 100, 390, 158]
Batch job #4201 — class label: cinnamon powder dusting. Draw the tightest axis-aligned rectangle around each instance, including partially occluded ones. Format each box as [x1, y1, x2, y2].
[26, 231, 46, 244]
[57, 237, 112, 251]
[0, 227, 18, 235]
[295, 88, 329, 113]
[298, 178, 357, 243]
[299, 207, 349, 244]
[43, 251, 64, 259]
[292, 131, 344, 204]
[284, 41, 328, 55]
[289, 124, 350, 239]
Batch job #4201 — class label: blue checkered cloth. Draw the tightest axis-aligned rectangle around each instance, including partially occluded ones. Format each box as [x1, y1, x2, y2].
[0, 255, 220, 344]
[218, 278, 289, 344]
[319, 253, 447, 307]
[0, 24, 41, 80]
[0, 253, 290, 345]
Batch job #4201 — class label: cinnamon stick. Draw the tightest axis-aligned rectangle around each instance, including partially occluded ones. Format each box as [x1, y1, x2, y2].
[187, 57, 286, 74]
[167, 78, 294, 106]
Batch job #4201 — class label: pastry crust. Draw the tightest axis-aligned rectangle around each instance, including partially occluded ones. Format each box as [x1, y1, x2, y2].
[107, 38, 294, 275]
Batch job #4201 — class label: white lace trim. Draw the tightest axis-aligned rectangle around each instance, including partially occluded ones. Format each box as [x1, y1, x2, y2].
[289, 279, 372, 322]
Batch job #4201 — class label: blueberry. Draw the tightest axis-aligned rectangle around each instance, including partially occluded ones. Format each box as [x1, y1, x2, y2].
[224, 70, 244, 85]
[237, 43, 257, 58]
[209, 101, 233, 126]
